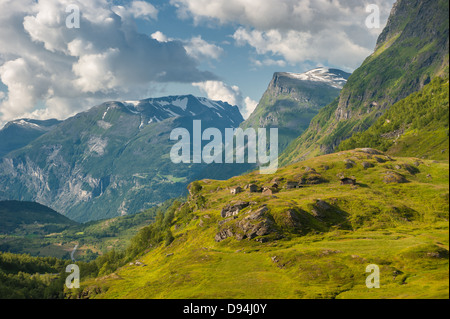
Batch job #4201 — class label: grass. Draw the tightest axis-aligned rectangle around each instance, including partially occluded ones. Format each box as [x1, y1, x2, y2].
[72, 149, 449, 299]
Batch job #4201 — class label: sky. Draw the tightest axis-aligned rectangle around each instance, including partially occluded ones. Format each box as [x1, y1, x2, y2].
[0, 0, 396, 127]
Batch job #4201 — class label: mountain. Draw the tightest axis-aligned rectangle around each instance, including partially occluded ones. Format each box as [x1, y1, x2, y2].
[339, 76, 449, 160]
[69, 149, 449, 299]
[0, 119, 62, 158]
[0, 95, 244, 222]
[0, 200, 77, 235]
[242, 68, 350, 151]
[280, 0, 449, 165]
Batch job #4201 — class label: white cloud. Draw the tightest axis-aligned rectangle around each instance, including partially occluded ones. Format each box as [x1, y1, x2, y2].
[128, 1, 159, 20]
[193, 80, 257, 119]
[184, 36, 224, 61]
[0, 0, 215, 125]
[152, 31, 224, 61]
[243, 96, 258, 119]
[113, 1, 158, 21]
[151, 31, 169, 42]
[171, 0, 396, 69]
[234, 28, 372, 70]
[252, 58, 287, 68]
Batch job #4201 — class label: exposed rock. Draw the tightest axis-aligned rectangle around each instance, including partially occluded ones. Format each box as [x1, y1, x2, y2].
[383, 171, 408, 184]
[220, 201, 250, 218]
[362, 162, 374, 169]
[298, 171, 327, 185]
[311, 200, 333, 218]
[396, 163, 420, 175]
[340, 177, 356, 185]
[344, 159, 356, 169]
[214, 228, 235, 242]
[279, 209, 303, 229]
[215, 206, 275, 242]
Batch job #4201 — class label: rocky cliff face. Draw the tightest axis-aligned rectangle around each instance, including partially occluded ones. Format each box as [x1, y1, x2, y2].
[242, 68, 350, 151]
[0, 96, 244, 222]
[280, 0, 449, 165]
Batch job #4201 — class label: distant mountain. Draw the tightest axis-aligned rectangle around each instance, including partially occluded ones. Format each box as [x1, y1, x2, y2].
[242, 68, 350, 151]
[0, 200, 77, 235]
[0, 95, 244, 222]
[0, 119, 62, 158]
[280, 0, 449, 165]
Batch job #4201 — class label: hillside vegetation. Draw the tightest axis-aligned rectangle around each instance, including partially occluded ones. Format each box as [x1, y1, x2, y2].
[280, 0, 449, 165]
[339, 76, 449, 160]
[0, 200, 174, 262]
[0, 251, 69, 299]
[68, 149, 449, 299]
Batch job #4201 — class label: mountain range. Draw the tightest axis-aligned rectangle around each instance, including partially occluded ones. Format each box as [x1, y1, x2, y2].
[64, 0, 448, 299]
[0, 95, 243, 222]
[0, 0, 448, 300]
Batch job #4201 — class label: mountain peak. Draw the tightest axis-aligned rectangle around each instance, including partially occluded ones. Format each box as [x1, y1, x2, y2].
[277, 68, 351, 89]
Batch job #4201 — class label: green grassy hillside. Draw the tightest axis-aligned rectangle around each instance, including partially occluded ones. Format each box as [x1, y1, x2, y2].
[280, 0, 449, 165]
[69, 149, 449, 299]
[339, 76, 449, 160]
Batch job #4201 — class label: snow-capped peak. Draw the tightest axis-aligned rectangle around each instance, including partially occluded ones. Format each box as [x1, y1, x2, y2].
[12, 119, 43, 129]
[285, 67, 350, 89]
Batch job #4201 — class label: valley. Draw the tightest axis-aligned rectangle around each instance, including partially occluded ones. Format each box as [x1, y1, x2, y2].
[0, 0, 448, 301]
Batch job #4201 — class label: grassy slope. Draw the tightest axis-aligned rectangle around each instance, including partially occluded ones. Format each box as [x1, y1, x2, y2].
[75, 149, 449, 299]
[338, 76, 449, 160]
[279, 0, 449, 166]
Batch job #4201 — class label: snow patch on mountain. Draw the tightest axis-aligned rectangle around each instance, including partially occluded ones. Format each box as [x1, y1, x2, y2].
[171, 98, 189, 111]
[12, 119, 44, 130]
[286, 67, 348, 89]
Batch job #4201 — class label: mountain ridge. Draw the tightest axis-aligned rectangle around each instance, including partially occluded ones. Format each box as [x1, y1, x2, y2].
[242, 67, 351, 151]
[0, 95, 244, 222]
[280, 0, 449, 165]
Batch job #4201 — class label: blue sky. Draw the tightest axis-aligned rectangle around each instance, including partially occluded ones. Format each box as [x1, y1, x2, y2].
[0, 0, 395, 126]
